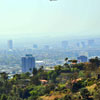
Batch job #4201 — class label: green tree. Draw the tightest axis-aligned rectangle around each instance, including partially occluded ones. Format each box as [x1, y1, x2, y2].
[32, 68, 38, 75]
[21, 72, 30, 79]
[0, 72, 8, 82]
[64, 94, 72, 100]
[94, 89, 100, 100]
[80, 88, 90, 100]
[54, 65, 62, 74]
[13, 74, 21, 81]
[65, 57, 68, 62]
[0, 94, 7, 100]
[89, 57, 100, 69]
[51, 72, 57, 83]
[31, 76, 41, 85]
[72, 60, 77, 63]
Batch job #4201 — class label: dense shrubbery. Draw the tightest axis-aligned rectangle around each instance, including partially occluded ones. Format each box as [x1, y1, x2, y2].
[0, 57, 100, 100]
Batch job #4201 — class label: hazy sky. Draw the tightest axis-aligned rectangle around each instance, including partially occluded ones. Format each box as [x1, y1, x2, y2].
[0, 0, 100, 39]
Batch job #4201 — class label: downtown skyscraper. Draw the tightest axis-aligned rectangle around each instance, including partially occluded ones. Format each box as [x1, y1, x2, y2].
[8, 40, 13, 50]
[22, 54, 35, 73]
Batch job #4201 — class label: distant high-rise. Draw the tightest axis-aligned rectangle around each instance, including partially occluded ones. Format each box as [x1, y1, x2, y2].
[8, 40, 13, 50]
[77, 56, 88, 62]
[77, 42, 80, 48]
[88, 40, 94, 47]
[44, 45, 50, 50]
[33, 44, 38, 49]
[22, 54, 35, 73]
[61, 41, 68, 49]
[81, 42, 86, 48]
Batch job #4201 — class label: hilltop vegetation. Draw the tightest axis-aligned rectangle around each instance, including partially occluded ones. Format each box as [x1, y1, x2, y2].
[0, 57, 100, 100]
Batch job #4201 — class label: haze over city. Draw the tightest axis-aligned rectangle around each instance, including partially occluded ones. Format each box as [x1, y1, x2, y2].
[0, 0, 100, 41]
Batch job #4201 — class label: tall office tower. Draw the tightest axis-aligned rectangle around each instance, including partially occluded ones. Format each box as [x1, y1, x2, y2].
[33, 44, 38, 49]
[62, 41, 68, 49]
[77, 42, 80, 48]
[81, 42, 86, 48]
[88, 40, 94, 47]
[44, 45, 50, 50]
[22, 54, 35, 73]
[8, 40, 13, 50]
[77, 56, 88, 62]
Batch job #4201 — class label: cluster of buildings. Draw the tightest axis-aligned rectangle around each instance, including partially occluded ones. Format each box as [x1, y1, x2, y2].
[21, 54, 88, 73]
[2, 39, 97, 74]
[61, 39, 95, 49]
[7, 39, 96, 52]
